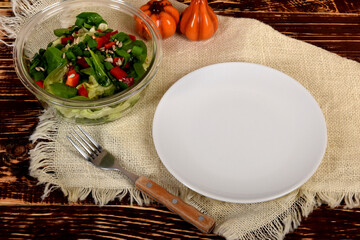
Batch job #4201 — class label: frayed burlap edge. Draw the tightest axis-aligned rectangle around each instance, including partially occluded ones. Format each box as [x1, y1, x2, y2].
[216, 191, 360, 240]
[27, 110, 197, 207]
[28, 110, 360, 240]
[0, 0, 55, 46]
[28, 109, 153, 206]
[5, 0, 360, 239]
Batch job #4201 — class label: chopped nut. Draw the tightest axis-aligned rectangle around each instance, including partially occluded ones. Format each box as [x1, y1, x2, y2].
[69, 62, 72, 66]
[62, 53, 66, 58]
[35, 67, 40, 71]
[117, 42, 122, 48]
[68, 73, 75, 78]
[127, 49, 132, 53]
[116, 58, 122, 66]
[39, 67, 45, 71]
[112, 45, 116, 51]
[77, 56, 82, 59]
[99, 47, 105, 51]
[104, 58, 113, 63]
[108, 50, 114, 54]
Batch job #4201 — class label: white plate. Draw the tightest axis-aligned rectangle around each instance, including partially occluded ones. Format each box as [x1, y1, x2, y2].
[152, 62, 327, 203]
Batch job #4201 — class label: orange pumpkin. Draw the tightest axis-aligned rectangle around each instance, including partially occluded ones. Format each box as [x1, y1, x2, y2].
[179, 0, 218, 41]
[136, 0, 180, 39]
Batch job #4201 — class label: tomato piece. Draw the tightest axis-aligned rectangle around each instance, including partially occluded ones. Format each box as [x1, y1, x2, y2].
[35, 81, 43, 88]
[110, 30, 118, 36]
[61, 36, 74, 45]
[110, 66, 127, 79]
[76, 57, 90, 68]
[78, 85, 88, 97]
[124, 62, 130, 69]
[100, 36, 109, 44]
[101, 31, 119, 43]
[122, 77, 134, 87]
[65, 69, 80, 87]
[95, 37, 104, 49]
[104, 41, 116, 49]
[129, 34, 136, 41]
[113, 57, 123, 66]
[102, 33, 111, 43]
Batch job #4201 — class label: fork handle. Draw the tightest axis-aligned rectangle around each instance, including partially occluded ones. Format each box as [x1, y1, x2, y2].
[135, 176, 215, 233]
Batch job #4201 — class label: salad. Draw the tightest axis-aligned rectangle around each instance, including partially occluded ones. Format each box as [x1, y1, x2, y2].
[28, 12, 148, 101]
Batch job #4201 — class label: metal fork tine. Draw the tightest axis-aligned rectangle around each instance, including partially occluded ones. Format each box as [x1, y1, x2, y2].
[67, 136, 91, 161]
[70, 132, 94, 158]
[73, 129, 97, 153]
[77, 126, 103, 151]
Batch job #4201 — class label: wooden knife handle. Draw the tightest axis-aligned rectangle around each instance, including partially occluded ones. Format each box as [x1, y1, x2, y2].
[135, 176, 215, 233]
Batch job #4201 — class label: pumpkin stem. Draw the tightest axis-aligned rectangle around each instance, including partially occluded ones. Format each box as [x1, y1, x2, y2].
[149, 1, 165, 14]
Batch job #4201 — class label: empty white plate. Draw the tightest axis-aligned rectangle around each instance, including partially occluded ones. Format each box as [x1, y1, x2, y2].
[152, 62, 327, 203]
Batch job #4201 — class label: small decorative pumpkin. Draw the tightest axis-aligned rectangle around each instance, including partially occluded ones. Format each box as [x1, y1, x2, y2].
[136, 0, 180, 39]
[179, 0, 218, 41]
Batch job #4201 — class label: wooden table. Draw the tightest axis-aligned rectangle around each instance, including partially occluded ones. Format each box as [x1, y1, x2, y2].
[1, 0, 360, 239]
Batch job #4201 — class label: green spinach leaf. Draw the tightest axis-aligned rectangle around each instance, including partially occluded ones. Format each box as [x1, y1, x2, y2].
[49, 83, 77, 98]
[86, 49, 111, 87]
[53, 28, 71, 37]
[44, 47, 66, 74]
[43, 63, 68, 93]
[76, 12, 107, 28]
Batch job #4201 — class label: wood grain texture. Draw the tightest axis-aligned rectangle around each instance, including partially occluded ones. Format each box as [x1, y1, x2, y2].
[0, 205, 221, 239]
[1, 0, 360, 239]
[183, 0, 360, 13]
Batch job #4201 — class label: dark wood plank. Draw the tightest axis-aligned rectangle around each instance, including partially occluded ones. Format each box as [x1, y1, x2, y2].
[0, 205, 222, 239]
[184, 0, 360, 13]
[1, 203, 360, 240]
[1, 0, 360, 15]
[286, 205, 360, 239]
[1, 0, 359, 13]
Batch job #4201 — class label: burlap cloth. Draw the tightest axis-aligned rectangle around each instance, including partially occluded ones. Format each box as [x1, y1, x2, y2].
[2, 0, 360, 239]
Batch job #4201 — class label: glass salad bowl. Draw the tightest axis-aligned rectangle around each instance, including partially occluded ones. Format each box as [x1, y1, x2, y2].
[14, 0, 162, 125]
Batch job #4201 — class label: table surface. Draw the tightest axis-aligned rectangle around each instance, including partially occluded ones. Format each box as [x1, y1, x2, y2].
[1, 0, 360, 239]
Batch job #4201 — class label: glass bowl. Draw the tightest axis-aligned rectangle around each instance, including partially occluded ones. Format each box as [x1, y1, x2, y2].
[14, 0, 162, 125]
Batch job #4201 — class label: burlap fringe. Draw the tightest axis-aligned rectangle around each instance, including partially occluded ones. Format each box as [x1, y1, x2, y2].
[29, 109, 60, 200]
[22, 47, 360, 240]
[216, 193, 319, 240]
[28, 109, 155, 206]
[211, 191, 360, 240]
[8, 0, 360, 238]
[23, 48, 360, 240]
[27, 110, 360, 240]
[0, 0, 57, 46]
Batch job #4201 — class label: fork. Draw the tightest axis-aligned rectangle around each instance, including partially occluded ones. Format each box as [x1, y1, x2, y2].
[67, 126, 215, 233]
